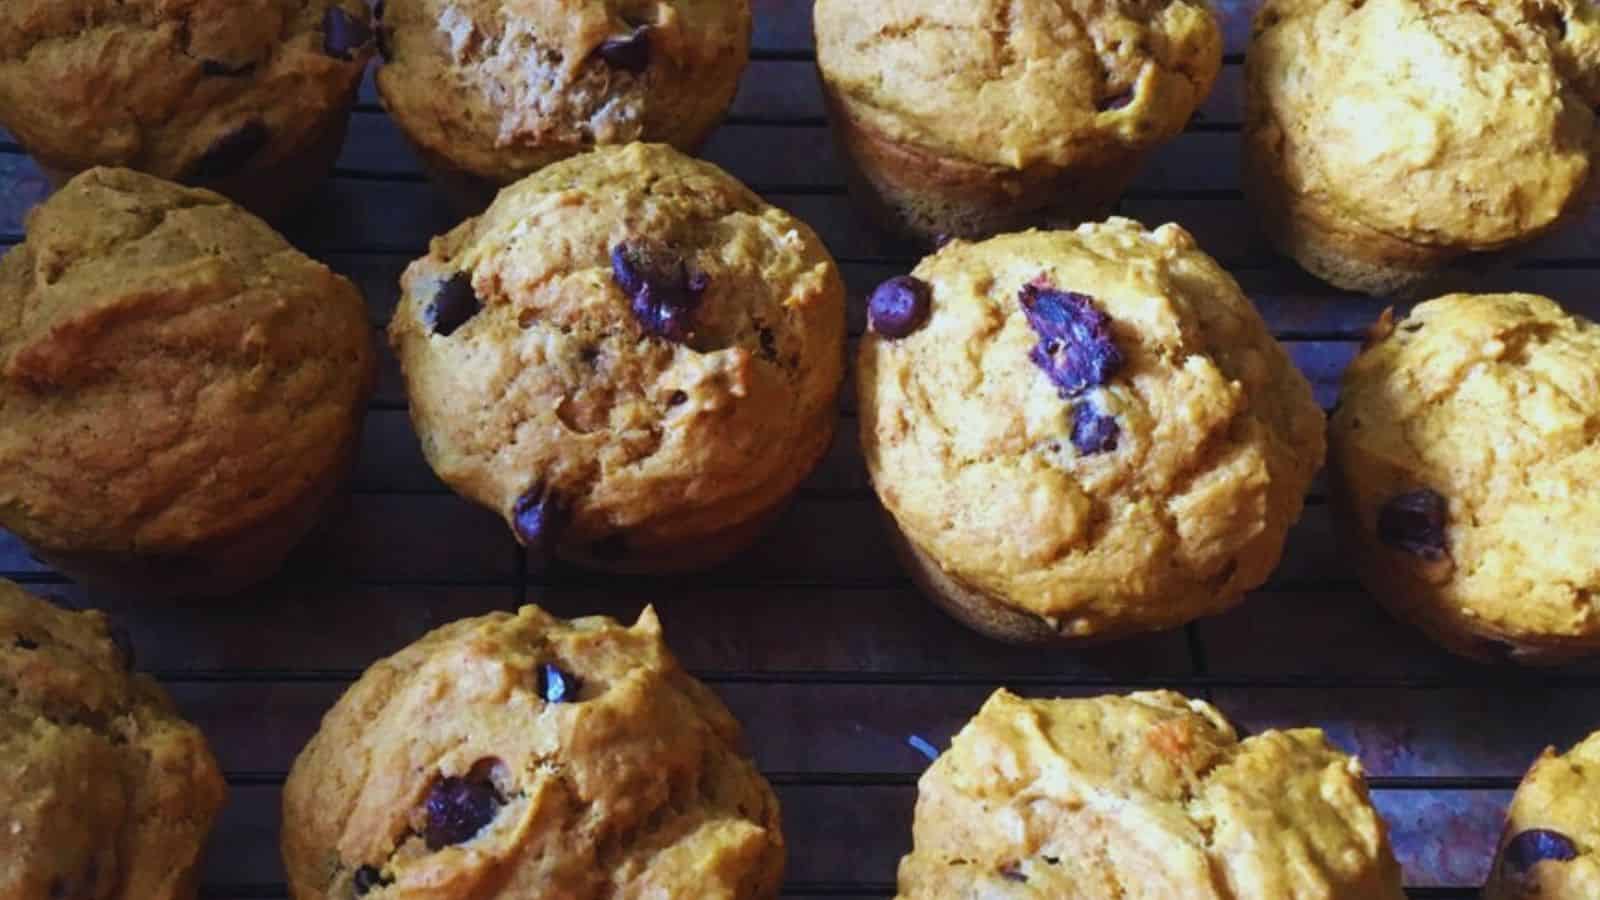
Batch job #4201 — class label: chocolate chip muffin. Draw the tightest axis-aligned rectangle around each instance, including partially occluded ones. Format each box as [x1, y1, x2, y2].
[1245, 0, 1600, 297]
[0, 0, 374, 222]
[389, 143, 845, 573]
[282, 604, 784, 899]
[1484, 730, 1600, 900]
[1330, 293, 1600, 664]
[1, 579, 227, 900]
[857, 219, 1325, 644]
[0, 168, 375, 597]
[815, 0, 1222, 244]
[375, 0, 751, 210]
[897, 689, 1405, 898]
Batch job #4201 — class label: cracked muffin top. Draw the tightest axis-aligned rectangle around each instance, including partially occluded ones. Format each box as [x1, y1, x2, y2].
[389, 143, 845, 561]
[857, 220, 1324, 638]
[814, 0, 1222, 170]
[0, 167, 374, 558]
[0, 0, 372, 179]
[282, 604, 784, 899]
[375, 0, 751, 183]
[896, 689, 1404, 899]
[1484, 730, 1600, 900]
[1247, 0, 1600, 251]
[0, 579, 226, 900]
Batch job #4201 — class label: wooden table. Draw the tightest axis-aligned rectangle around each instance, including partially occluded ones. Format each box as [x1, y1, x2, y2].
[4, 2, 1599, 897]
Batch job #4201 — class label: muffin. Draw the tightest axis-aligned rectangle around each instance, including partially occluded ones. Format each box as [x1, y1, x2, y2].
[1245, 0, 1600, 297]
[0, 0, 374, 222]
[814, 0, 1222, 244]
[0, 167, 375, 597]
[388, 143, 845, 573]
[0, 579, 227, 899]
[857, 219, 1325, 644]
[1330, 294, 1600, 664]
[1484, 730, 1600, 900]
[897, 689, 1404, 898]
[282, 604, 784, 899]
[375, 0, 751, 210]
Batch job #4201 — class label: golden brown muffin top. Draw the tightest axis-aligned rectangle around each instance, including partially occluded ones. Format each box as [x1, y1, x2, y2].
[1484, 730, 1600, 900]
[0, 580, 226, 900]
[1248, 0, 1600, 251]
[282, 604, 784, 899]
[389, 143, 845, 559]
[814, 0, 1221, 170]
[897, 690, 1405, 898]
[1331, 293, 1600, 647]
[376, 0, 751, 183]
[857, 220, 1325, 636]
[0, 167, 374, 556]
[0, 0, 372, 177]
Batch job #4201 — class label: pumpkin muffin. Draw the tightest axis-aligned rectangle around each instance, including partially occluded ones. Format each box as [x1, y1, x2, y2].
[815, 0, 1222, 244]
[0, 579, 227, 900]
[897, 689, 1405, 898]
[1484, 730, 1600, 900]
[0, 168, 374, 597]
[1330, 294, 1600, 665]
[389, 143, 845, 573]
[375, 0, 751, 210]
[0, 0, 374, 221]
[1245, 0, 1600, 296]
[857, 219, 1325, 644]
[282, 604, 784, 899]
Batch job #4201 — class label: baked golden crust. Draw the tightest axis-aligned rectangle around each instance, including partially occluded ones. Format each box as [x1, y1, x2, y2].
[1484, 731, 1600, 899]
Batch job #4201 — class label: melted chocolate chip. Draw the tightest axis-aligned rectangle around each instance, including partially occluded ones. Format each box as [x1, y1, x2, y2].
[1504, 829, 1578, 873]
[188, 120, 270, 177]
[1377, 489, 1449, 561]
[323, 6, 374, 61]
[352, 865, 391, 894]
[423, 774, 501, 850]
[422, 272, 480, 337]
[595, 28, 651, 73]
[867, 275, 932, 339]
[1019, 282, 1124, 397]
[999, 864, 1027, 883]
[1071, 403, 1119, 455]
[537, 663, 579, 703]
[13, 635, 38, 650]
[200, 58, 256, 77]
[610, 241, 708, 344]
[512, 483, 569, 558]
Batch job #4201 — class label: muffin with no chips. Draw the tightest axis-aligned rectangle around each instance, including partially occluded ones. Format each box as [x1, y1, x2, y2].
[897, 689, 1405, 898]
[0, 579, 227, 899]
[815, 0, 1222, 243]
[1330, 293, 1600, 664]
[282, 604, 784, 899]
[1245, 0, 1600, 296]
[1484, 730, 1600, 899]
[389, 143, 845, 573]
[0, 167, 375, 597]
[857, 219, 1325, 644]
[376, 0, 751, 209]
[0, 0, 374, 221]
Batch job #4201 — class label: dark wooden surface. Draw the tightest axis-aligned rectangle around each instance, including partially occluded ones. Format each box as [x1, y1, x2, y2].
[4, 1, 1599, 896]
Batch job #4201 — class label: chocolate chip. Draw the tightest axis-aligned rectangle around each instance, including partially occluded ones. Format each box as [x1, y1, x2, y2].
[867, 275, 932, 339]
[512, 483, 568, 558]
[756, 326, 778, 361]
[537, 663, 579, 703]
[610, 241, 708, 344]
[1376, 489, 1449, 561]
[595, 28, 651, 73]
[667, 390, 688, 406]
[1504, 829, 1578, 873]
[323, 6, 373, 61]
[188, 119, 269, 177]
[13, 635, 37, 650]
[423, 774, 501, 850]
[1019, 282, 1124, 397]
[107, 622, 135, 671]
[422, 272, 480, 337]
[1098, 91, 1135, 111]
[200, 59, 256, 77]
[1071, 403, 1119, 455]
[999, 864, 1027, 882]
[352, 865, 391, 894]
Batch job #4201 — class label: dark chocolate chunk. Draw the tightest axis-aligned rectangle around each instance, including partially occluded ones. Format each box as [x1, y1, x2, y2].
[999, 863, 1027, 883]
[423, 774, 501, 850]
[323, 6, 374, 61]
[1376, 489, 1449, 561]
[610, 241, 708, 344]
[1070, 402, 1120, 455]
[422, 272, 480, 337]
[867, 275, 932, 339]
[537, 663, 579, 703]
[107, 622, 135, 671]
[188, 119, 270, 177]
[13, 634, 38, 650]
[512, 483, 568, 557]
[200, 58, 256, 77]
[1019, 282, 1124, 397]
[595, 28, 651, 74]
[1503, 829, 1578, 873]
[352, 865, 391, 894]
